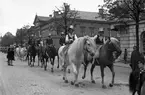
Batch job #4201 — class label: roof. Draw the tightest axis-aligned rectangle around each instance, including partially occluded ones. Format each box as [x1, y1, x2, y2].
[33, 15, 51, 25]
[33, 10, 108, 25]
[37, 16, 51, 21]
[76, 11, 106, 21]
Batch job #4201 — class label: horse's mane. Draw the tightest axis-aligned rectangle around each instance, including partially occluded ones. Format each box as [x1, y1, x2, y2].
[70, 36, 89, 59]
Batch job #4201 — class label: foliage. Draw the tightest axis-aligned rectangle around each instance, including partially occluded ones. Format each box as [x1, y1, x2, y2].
[100, 0, 145, 51]
[15, 25, 31, 45]
[1, 32, 15, 46]
[54, 3, 79, 35]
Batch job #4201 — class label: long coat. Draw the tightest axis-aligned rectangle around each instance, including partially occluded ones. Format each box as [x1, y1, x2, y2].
[130, 50, 142, 71]
[7, 48, 15, 60]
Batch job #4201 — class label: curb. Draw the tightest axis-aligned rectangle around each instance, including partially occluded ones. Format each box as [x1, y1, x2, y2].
[114, 63, 130, 68]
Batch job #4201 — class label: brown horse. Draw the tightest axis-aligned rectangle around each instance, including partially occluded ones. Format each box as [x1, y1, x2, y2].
[82, 37, 122, 88]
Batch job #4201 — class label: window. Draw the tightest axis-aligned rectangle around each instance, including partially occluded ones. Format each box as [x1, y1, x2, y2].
[80, 26, 86, 36]
[89, 27, 95, 36]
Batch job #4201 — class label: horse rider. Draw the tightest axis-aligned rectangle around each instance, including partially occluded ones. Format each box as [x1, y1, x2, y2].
[63, 25, 78, 54]
[59, 32, 65, 46]
[93, 28, 106, 60]
[46, 33, 53, 47]
[37, 37, 41, 46]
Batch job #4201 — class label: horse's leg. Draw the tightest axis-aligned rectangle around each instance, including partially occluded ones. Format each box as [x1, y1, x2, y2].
[57, 55, 59, 68]
[90, 63, 96, 83]
[30, 55, 32, 67]
[108, 65, 115, 87]
[82, 61, 88, 79]
[51, 57, 55, 72]
[33, 55, 35, 67]
[44, 58, 47, 71]
[41, 57, 44, 68]
[38, 54, 39, 66]
[63, 61, 69, 83]
[71, 63, 81, 87]
[100, 65, 106, 88]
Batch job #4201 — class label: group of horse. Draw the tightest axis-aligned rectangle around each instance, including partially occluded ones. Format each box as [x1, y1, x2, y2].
[13, 35, 145, 95]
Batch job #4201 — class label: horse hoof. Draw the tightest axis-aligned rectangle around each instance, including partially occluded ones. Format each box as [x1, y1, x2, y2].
[63, 77, 65, 80]
[102, 85, 107, 89]
[109, 83, 113, 87]
[51, 68, 54, 72]
[82, 76, 85, 79]
[57, 66, 59, 68]
[71, 81, 74, 85]
[75, 83, 79, 87]
[64, 80, 68, 83]
[68, 69, 70, 73]
[91, 80, 96, 84]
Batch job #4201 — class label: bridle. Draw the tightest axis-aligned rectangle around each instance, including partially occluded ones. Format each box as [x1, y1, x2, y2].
[83, 39, 94, 57]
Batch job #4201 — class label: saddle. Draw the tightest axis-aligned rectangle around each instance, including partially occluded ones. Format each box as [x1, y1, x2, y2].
[62, 45, 70, 56]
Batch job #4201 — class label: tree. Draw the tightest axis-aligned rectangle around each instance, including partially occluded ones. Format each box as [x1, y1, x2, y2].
[1, 32, 15, 46]
[15, 25, 31, 45]
[54, 3, 79, 35]
[100, 0, 145, 51]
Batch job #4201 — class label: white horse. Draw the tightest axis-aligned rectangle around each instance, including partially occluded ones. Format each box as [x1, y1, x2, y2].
[58, 45, 65, 70]
[15, 47, 27, 61]
[58, 35, 105, 70]
[60, 36, 98, 87]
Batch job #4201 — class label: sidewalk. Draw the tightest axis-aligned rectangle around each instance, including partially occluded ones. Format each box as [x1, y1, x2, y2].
[114, 61, 130, 68]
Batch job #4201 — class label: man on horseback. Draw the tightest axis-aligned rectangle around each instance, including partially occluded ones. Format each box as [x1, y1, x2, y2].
[46, 33, 53, 47]
[93, 28, 106, 59]
[59, 32, 65, 46]
[63, 25, 78, 54]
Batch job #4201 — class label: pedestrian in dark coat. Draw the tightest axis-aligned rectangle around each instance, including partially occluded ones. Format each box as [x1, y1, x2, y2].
[7, 46, 14, 66]
[124, 48, 127, 64]
[130, 46, 142, 71]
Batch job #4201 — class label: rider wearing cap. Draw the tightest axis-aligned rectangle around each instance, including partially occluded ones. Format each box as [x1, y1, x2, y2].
[59, 32, 65, 46]
[63, 25, 78, 54]
[46, 33, 53, 47]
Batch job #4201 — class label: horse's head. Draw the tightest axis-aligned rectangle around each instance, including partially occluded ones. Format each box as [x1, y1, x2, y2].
[83, 36, 97, 57]
[106, 37, 122, 60]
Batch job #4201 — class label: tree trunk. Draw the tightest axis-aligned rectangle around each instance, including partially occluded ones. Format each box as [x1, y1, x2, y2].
[135, 21, 139, 51]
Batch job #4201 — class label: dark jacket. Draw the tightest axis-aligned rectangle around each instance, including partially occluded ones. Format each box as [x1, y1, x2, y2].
[95, 36, 103, 45]
[7, 48, 14, 60]
[46, 38, 53, 45]
[130, 50, 142, 71]
[59, 36, 65, 46]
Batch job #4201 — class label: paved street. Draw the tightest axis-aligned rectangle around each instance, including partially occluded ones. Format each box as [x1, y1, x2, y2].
[0, 52, 132, 95]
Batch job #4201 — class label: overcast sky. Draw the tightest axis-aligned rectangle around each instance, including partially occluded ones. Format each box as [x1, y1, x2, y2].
[0, 0, 104, 36]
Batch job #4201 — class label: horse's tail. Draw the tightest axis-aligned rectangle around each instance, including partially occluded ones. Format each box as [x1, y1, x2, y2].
[129, 71, 137, 92]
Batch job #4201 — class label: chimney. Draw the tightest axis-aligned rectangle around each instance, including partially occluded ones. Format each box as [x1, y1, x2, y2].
[99, 8, 104, 15]
[49, 15, 52, 17]
[64, 3, 70, 12]
[53, 11, 59, 17]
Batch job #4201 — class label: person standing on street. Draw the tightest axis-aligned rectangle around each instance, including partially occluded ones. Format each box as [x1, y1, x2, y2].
[124, 48, 128, 64]
[7, 45, 15, 66]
